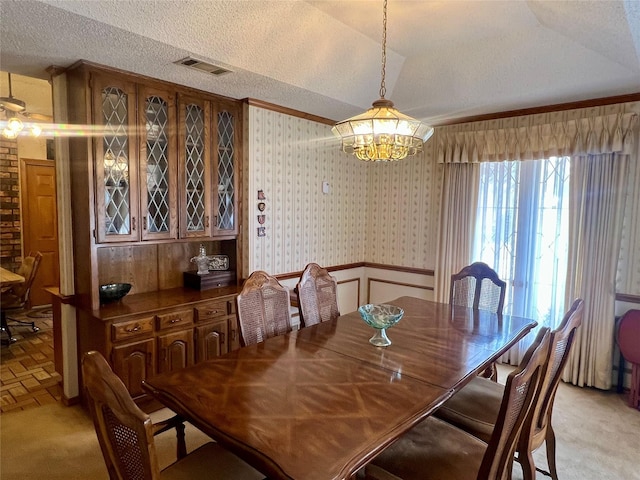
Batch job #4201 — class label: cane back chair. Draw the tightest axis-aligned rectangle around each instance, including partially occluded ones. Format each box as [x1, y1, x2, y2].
[435, 298, 584, 480]
[450, 262, 507, 381]
[295, 262, 340, 328]
[236, 270, 292, 347]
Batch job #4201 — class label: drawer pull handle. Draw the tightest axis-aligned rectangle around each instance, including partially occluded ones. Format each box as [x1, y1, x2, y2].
[125, 325, 141, 333]
[170, 318, 182, 324]
[207, 310, 218, 315]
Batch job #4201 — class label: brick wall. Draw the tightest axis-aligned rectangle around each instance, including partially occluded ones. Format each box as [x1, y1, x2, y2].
[0, 137, 22, 271]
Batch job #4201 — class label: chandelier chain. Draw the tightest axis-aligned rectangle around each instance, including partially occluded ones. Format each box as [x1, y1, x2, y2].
[379, 0, 387, 99]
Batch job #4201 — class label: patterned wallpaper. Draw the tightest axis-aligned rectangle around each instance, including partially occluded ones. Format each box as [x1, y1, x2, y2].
[364, 147, 440, 270]
[244, 102, 640, 296]
[243, 106, 368, 277]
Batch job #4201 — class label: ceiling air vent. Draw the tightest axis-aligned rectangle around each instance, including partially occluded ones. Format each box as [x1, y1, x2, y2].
[174, 57, 232, 76]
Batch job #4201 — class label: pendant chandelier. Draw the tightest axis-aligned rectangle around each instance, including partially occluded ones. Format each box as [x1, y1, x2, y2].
[332, 0, 433, 162]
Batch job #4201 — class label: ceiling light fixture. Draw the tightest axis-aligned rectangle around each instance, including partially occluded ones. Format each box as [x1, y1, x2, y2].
[1, 72, 50, 139]
[332, 0, 433, 162]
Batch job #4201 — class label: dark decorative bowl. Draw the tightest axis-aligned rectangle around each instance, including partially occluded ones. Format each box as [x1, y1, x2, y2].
[99, 283, 132, 304]
[358, 304, 404, 347]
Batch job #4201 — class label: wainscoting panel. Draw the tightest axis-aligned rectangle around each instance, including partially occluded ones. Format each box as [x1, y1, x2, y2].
[336, 278, 360, 315]
[368, 278, 434, 304]
[365, 266, 435, 305]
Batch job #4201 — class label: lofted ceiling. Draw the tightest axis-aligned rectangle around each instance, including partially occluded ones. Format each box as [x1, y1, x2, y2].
[1, 0, 639, 125]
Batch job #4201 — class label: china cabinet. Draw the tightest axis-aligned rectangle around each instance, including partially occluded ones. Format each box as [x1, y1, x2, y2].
[63, 61, 243, 407]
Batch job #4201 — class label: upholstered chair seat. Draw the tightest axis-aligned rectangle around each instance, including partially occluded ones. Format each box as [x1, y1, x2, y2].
[365, 417, 489, 480]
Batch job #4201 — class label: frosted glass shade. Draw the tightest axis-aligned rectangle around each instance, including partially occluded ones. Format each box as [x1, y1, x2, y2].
[332, 99, 433, 162]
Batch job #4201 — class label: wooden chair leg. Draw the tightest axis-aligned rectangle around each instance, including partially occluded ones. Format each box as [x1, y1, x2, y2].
[176, 421, 186, 459]
[545, 424, 559, 480]
[479, 361, 498, 382]
[519, 449, 537, 480]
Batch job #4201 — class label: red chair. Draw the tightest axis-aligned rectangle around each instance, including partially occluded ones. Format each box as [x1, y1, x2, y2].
[617, 309, 640, 410]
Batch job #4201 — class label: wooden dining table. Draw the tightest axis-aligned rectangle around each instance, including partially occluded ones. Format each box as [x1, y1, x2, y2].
[0, 267, 24, 292]
[143, 296, 537, 480]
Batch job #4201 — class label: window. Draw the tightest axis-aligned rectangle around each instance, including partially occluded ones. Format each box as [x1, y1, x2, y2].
[473, 157, 570, 359]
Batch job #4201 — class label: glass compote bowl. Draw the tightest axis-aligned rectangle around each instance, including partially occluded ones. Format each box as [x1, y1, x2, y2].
[358, 304, 404, 347]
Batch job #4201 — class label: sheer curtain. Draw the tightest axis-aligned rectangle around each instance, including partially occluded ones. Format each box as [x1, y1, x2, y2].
[473, 157, 570, 363]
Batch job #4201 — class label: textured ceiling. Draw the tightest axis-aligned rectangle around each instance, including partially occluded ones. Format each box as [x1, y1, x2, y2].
[1, 0, 639, 124]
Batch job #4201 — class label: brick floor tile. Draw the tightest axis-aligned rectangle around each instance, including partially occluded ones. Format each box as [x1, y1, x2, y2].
[8, 363, 27, 375]
[21, 377, 41, 391]
[0, 379, 24, 391]
[0, 392, 16, 407]
[33, 370, 52, 381]
[13, 397, 39, 410]
[0, 369, 15, 381]
[8, 384, 28, 398]
[34, 392, 58, 406]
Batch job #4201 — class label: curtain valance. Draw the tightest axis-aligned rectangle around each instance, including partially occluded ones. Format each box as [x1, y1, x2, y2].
[437, 112, 638, 163]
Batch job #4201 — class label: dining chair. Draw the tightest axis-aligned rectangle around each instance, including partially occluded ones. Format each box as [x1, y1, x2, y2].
[236, 270, 292, 347]
[450, 261, 507, 381]
[435, 298, 584, 480]
[364, 326, 551, 480]
[0, 251, 43, 344]
[81, 350, 265, 480]
[617, 309, 640, 409]
[295, 262, 340, 328]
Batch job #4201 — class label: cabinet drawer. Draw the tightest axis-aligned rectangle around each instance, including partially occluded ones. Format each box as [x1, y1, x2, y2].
[156, 310, 194, 331]
[112, 317, 154, 342]
[195, 301, 228, 323]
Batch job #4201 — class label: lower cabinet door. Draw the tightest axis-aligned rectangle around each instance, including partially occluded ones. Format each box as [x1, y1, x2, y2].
[228, 316, 241, 351]
[196, 319, 228, 362]
[158, 329, 195, 374]
[112, 338, 155, 400]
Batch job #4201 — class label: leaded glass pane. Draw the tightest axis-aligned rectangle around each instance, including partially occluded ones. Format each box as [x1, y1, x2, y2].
[102, 86, 130, 235]
[184, 104, 205, 231]
[145, 96, 170, 233]
[217, 111, 234, 230]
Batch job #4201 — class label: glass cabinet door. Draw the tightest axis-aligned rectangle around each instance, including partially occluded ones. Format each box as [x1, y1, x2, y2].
[139, 86, 177, 240]
[212, 102, 240, 236]
[93, 75, 139, 243]
[178, 94, 211, 238]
